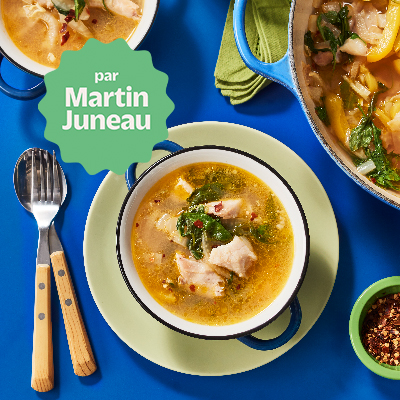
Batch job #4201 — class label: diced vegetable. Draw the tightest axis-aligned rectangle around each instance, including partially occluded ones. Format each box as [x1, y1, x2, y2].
[357, 159, 376, 175]
[325, 93, 351, 145]
[367, 1, 400, 62]
[394, 59, 400, 75]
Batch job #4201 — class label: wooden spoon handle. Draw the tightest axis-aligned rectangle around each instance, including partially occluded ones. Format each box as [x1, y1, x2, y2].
[31, 264, 54, 392]
[51, 251, 97, 376]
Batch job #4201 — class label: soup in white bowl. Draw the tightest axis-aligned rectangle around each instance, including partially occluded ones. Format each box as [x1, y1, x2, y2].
[117, 146, 309, 340]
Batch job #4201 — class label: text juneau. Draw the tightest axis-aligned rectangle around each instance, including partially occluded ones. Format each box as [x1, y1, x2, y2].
[62, 86, 150, 131]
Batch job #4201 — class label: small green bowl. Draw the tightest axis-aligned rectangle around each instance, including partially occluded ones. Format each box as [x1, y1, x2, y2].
[349, 276, 400, 380]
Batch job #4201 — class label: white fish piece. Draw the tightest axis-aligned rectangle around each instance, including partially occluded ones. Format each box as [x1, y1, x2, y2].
[35, 0, 54, 8]
[208, 236, 257, 278]
[87, 0, 140, 20]
[23, 4, 60, 47]
[156, 214, 188, 247]
[175, 178, 194, 194]
[205, 199, 242, 219]
[59, 13, 93, 38]
[339, 38, 368, 56]
[175, 254, 224, 297]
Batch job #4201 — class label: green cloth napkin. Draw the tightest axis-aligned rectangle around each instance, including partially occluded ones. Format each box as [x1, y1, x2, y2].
[215, 0, 291, 105]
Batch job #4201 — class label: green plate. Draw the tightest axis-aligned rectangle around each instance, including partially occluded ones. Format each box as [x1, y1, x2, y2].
[83, 121, 339, 375]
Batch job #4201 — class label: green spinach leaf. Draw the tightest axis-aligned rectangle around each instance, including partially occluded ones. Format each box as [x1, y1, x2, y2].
[176, 206, 232, 259]
[365, 125, 400, 190]
[186, 183, 224, 206]
[349, 82, 388, 151]
[315, 106, 330, 125]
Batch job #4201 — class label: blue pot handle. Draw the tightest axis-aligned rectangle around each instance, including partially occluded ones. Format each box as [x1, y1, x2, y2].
[237, 296, 301, 350]
[233, 0, 296, 96]
[125, 140, 184, 189]
[0, 53, 46, 100]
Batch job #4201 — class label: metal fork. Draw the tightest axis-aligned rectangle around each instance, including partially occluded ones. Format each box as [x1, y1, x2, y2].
[30, 149, 60, 392]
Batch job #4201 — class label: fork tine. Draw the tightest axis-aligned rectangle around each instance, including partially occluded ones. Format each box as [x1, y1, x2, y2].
[39, 150, 45, 203]
[52, 151, 61, 205]
[31, 149, 39, 204]
[46, 151, 52, 203]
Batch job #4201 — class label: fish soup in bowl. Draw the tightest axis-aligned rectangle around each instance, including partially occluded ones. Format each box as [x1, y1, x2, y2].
[131, 163, 294, 326]
[116, 146, 309, 342]
[0, 0, 158, 79]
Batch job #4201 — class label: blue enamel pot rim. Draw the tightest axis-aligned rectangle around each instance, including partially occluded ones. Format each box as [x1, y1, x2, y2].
[116, 144, 309, 349]
[233, 0, 400, 211]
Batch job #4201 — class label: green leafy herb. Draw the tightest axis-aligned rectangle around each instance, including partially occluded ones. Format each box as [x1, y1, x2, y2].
[340, 80, 358, 110]
[349, 82, 388, 152]
[102, 0, 111, 13]
[186, 183, 224, 206]
[304, 31, 329, 54]
[305, 6, 353, 69]
[176, 206, 232, 259]
[227, 271, 234, 285]
[349, 83, 400, 190]
[250, 223, 274, 243]
[350, 32, 365, 43]
[74, 0, 85, 21]
[315, 106, 330, 125]
[51, 0, 70, 15]
[364, 126, 400, 190]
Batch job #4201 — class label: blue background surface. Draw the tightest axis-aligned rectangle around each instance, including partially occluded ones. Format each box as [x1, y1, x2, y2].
[2, 0, 400, 398]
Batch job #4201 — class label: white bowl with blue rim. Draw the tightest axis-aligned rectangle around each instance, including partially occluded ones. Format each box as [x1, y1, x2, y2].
[116, 141, 310, 350]
[233, 0, 400, 211]
[0, 0, 159, 100]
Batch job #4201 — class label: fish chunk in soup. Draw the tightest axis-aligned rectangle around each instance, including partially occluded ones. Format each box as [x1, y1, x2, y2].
[1, 0, 143, 68]
[131, 163, 294, 326]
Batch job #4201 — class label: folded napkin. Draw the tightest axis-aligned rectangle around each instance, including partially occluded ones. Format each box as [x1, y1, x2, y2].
[215, 0, 291, 105]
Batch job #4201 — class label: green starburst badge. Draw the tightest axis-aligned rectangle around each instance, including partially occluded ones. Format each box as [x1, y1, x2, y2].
[39, 39, 174, 175]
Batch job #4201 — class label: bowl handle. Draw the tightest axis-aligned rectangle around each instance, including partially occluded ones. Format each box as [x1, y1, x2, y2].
[237, 296, 302, 351]
[125, 140, 184, 189]
[232, 0, 296, 96]
[0, 54, 46, 100]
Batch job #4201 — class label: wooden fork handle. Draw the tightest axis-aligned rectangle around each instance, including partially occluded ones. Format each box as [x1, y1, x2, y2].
[50, 251, 97, 376]
[32, 264, 54, 392]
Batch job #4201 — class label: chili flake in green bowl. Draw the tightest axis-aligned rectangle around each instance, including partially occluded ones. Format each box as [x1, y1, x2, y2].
[350, 277, 400, 379]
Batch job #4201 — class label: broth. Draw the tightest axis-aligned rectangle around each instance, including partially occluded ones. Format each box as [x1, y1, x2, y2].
[131, 163, 294, 326]
[304, 0, 400, 191]
[2, 0, 143, 68]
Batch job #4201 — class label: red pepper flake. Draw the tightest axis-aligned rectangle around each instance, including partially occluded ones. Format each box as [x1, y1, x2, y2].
[236, 284, 241, 290]
[211, 244, 219, 249]
[60, 23, 68, 34]
[250, 212, 258, 221]
[194, 220, 203, 228]
[92, 19, 98, 24]
[61, 31, 70, 46]
[371, 177, 377, 184]
[362, 293, 400, 366]
[214, 201, 223, 212]
[64, 9, 75, 23]
[189, 284, 195, 292]
[154, 199, 161, 203]
[162, 254, 165, 258]
[135, 223, 139, 227]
